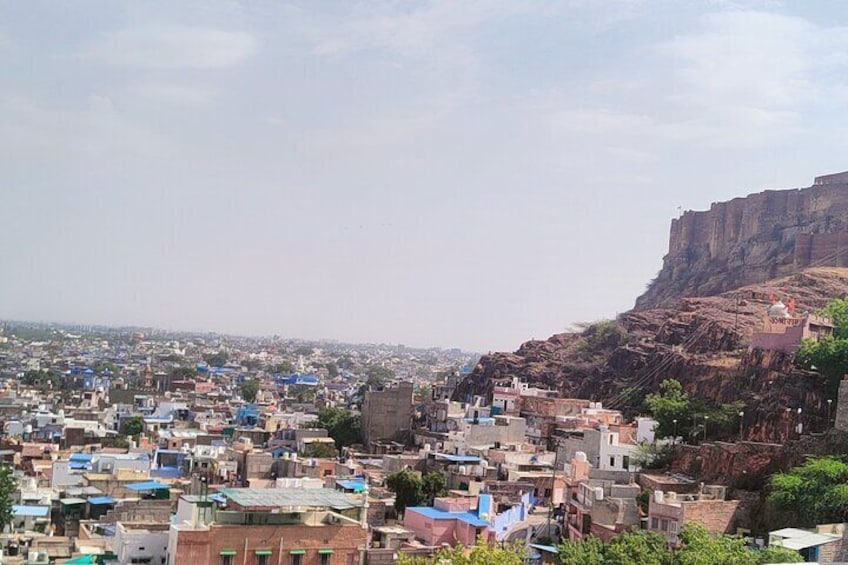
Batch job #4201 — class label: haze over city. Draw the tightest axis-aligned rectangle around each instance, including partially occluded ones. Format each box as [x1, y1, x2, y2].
[4, 1, 848, 351]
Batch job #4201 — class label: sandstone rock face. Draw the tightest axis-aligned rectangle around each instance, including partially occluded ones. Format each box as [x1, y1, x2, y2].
[636, 173, 848, 310]
[456, 268, 848, 444]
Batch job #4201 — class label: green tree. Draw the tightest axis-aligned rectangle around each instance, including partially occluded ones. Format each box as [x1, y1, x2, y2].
[311, 407, 361, 448]
[241, 379, 260, 403]
[644, 379, 691, 439]
[421, 471, 447, 505]
[755, 546, 803, 564]
[676, 524, 755, 565]
[557, 535, 606, 565]
[644, 379, 744, 442]
[0, 466, 17, 533]
[819, 297, 848, 339]
[120, 416, 144, 438]
[397, 540, 525, 565]
[365, 364, 394, 386]
[386, 468, 423, 515]
[272, 360, 295, 374]
[302, 442, 337, 458]
[325, 362, 339, 378]
[204, 352, 229, 367]
[768, 457, 848, 527]
[171, 366, 196, 379]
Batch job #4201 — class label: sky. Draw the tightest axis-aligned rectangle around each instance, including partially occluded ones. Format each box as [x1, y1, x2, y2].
[3, 1, 848, 352]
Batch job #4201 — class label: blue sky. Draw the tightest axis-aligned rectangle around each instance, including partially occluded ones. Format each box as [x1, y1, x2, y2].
[3, 1, 848, 352]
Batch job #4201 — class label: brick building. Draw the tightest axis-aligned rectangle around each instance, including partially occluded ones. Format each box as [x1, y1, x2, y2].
[647, 486, 745, 544]
[168, 488, 368, 565]
[361, 383, 414, 449]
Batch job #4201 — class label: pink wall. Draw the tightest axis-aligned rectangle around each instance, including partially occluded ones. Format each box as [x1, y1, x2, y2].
[403, 511, 457, 545]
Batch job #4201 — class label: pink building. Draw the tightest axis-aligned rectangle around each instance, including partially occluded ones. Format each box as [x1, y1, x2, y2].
[402, 497, 489, 546]
[750, 310, 833, 354]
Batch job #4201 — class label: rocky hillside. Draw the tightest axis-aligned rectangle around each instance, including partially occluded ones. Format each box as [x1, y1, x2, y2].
[636, 171, 848, 310]
[456, 268, 848, 443]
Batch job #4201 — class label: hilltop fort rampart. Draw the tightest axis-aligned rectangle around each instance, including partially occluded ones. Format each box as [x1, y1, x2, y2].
[636, 172, 848, 309]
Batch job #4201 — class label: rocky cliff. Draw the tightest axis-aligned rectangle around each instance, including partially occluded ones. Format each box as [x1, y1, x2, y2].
[636, 171, 848, 310]
[456, 268, 848, 444]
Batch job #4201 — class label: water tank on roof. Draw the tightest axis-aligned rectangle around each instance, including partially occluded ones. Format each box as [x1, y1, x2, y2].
[459, 466, 467, 475]
[654, 490, 664, 503]
[594, 487, 604, 501]
[576, 452, 587, 462]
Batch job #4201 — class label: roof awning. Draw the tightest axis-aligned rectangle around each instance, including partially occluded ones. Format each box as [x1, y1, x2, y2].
[220, 550, 237, 556]
[255, 549, 273, 556]
[290, 550, 306, 555]
[318, 549, 334, 555]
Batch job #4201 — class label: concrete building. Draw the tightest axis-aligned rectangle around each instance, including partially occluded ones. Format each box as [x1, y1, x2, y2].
[168, 488, 368, 565]
[361, 382, 414, 448]
[647, 486, 744, 544]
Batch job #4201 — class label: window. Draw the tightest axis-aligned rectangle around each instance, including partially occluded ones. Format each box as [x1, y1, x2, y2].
[670, 521, 678, 533]
[622, 456, 630, 469]
[650, 517, 659, 529]
[609, 456, 615, 468]
[255, 550, 272, 565]
[290, 550, 305, 565]
[320, 554, 331, 565]
[221, 556, 233, 565]
[660, 519, 669, 532]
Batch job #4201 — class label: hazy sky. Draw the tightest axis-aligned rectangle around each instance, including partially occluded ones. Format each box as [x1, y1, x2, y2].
[3, 1, 848, 352]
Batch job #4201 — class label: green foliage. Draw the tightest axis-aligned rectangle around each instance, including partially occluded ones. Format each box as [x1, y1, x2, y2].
[767, 456, 848, 527]
[120, 416, 144, 438]
[397, 539, 525, 565]
[204, 352, 229, 368]
[386, 468, 423, 514]
[576, 319, 628, 356]
[421, 470, 447, 504]
[793, 296, 848, 394]
[272, 360, 295, 374]
[112, 435, 130, 449]
[556, 525, 801, 565]
[241, 379, 260, 403]
[365, 364, 395, 386]
[795, 336, 848, 395]
[557, 534, 606, 565]
[325, 362, 339, 378]
[312, 407, 361, 448]
[20, 369, 63, 389]
[0, 466, 17, 532]
[302, 442, 337, 458]
[385, 469, 447, 514]
[171, 366, 196, 379]
[819, 297, 848, 339]
[755, 546, 803, 564]
[644, 379, 744, 441]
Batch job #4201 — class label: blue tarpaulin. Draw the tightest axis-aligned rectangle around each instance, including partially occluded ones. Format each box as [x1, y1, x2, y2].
[88, 496, 115, 505]
[126, 481, 168, 491]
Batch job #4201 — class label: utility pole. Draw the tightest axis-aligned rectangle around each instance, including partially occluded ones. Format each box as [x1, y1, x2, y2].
[545, 438, 561, 542]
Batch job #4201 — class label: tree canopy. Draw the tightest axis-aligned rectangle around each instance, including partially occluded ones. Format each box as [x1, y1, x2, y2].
[794, 297, 848, 394]
[204, 351, 229, 368]
[120, 416, 144, 438]
[644, 379, 744, 442]
[241, 379, 260, 403]
[397, 540, 525, 565]
[0, 466, 16, 533]
[385, 468, 447, 514]
[311, 407, 361, 448]
[768, 456, 848, 527]
[557, 526, 801, 565]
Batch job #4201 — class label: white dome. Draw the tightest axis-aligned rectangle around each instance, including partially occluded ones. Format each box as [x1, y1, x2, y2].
[768, 301, 790, 318]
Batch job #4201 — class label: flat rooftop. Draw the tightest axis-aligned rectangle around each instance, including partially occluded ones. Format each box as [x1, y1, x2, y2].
[218, 488, 362, 511]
